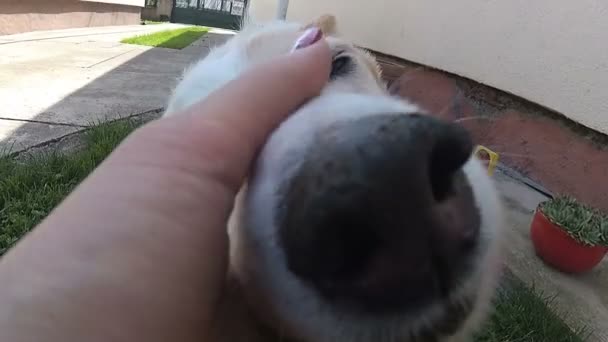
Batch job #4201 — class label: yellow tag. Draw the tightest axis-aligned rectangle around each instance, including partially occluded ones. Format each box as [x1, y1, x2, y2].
[474, 145, 499, 176]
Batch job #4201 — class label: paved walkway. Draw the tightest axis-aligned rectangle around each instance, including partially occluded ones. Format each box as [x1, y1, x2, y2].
[496, 168, 608, 341]
[0, 24, 233, 152]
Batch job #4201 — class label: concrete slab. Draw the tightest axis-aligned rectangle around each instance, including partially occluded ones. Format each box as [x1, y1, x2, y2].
[13, 110, 163, 161]
[495, 169, 608, 341]
[0, 24, 189, 44]
[0, 25, 233, 152]
[0, 119, 80, 154]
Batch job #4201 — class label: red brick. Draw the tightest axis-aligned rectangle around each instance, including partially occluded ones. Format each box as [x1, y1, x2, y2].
[473, 110, 608, 211]
[376, 54, 608, 212]
[388, 70, 460, 119]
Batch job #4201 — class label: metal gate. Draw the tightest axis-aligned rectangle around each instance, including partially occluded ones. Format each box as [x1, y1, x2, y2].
[172, 0, 247, 30]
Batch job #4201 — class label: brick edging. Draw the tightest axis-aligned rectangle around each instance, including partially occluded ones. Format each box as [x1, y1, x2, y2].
[370, 50, 608, 211]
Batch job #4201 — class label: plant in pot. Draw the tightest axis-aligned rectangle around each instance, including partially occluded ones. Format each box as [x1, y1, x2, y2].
[530, 195, 608, 274]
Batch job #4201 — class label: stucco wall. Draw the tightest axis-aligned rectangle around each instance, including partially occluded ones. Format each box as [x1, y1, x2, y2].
[250, 0, 608, 135]
[0, 0, 141, 36]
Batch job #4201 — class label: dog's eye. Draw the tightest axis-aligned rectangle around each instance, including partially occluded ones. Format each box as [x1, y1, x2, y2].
[330, 55, 352, 79]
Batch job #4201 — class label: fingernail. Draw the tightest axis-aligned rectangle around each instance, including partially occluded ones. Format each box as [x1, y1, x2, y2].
[291, 27, 323, 52]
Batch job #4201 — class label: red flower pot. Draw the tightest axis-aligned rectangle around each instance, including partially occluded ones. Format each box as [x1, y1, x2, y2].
[530, 209, 608, 274]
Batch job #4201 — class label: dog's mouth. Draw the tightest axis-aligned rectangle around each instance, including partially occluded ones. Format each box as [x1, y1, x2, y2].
[275, 113, 481, 315]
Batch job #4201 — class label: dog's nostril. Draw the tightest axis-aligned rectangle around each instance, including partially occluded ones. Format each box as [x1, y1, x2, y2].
[277, 113, 479, 314]
[428, 121, 475, 202]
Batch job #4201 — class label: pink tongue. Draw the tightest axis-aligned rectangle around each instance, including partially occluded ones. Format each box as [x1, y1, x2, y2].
[291, 27, 323, 51]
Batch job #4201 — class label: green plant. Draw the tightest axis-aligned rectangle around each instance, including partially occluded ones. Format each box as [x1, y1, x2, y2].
[540, 195, 608, 247]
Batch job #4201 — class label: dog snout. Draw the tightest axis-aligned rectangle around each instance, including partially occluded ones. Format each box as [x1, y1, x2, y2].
[277, 113, 481, 314]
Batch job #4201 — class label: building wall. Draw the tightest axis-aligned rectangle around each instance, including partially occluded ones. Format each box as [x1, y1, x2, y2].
[250, 0, 608, 135]
[142, 0, 174, 21]
[0, 0, 142, 36]
[81, 0, 145, 6]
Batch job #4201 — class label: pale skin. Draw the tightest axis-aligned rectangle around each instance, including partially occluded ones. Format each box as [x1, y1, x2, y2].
[0, 39, 331, 342]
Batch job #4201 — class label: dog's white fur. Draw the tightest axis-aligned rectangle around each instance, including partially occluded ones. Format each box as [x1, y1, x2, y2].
[164, 16, 504, 342]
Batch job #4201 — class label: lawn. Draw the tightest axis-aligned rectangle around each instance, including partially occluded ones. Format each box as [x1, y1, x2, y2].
[0, 119, 137, 255]
[474, 273, 589, 342]
[0, 119, 590, 341]
[121, 26, 209, 49]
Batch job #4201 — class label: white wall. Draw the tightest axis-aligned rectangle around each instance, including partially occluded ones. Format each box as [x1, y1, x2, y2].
[250, 0, 608, 134]
[81, 0, 145, 7]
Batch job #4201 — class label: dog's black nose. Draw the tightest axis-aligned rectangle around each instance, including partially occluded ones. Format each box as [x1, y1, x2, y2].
[277, 113, 480, 314]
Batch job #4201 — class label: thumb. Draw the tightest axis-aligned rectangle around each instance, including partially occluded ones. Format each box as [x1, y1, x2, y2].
[146, 36, 332, 195]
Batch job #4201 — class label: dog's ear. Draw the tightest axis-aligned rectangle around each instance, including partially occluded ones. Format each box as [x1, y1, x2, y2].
[303, 14, 337, 36]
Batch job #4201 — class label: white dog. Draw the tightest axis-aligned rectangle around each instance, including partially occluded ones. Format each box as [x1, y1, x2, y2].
[163, 14, 504, 342]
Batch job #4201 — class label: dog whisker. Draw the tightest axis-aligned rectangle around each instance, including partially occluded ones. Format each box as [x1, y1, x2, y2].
[453, 116, 496, 123]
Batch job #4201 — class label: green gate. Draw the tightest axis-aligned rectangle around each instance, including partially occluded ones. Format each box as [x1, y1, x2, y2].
[171, 0, 247, 30]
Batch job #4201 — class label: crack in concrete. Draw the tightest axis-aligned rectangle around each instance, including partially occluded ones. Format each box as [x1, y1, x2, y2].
[0, 117, 86, 127]
[3, 108, 164, 158]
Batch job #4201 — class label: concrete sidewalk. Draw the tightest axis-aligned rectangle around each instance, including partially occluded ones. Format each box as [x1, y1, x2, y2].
[0, 24, 233, 152]
[495, 168, 608, 341]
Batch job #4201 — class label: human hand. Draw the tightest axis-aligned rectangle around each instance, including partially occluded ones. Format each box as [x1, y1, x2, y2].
[0, 34, 330, 342]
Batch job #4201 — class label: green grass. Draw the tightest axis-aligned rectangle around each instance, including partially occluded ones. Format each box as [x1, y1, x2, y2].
[0, 121, 591, 341]
[0, 119, 138, 255]
[475, 274, 590, 342]
[121, 26, 209, 49]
